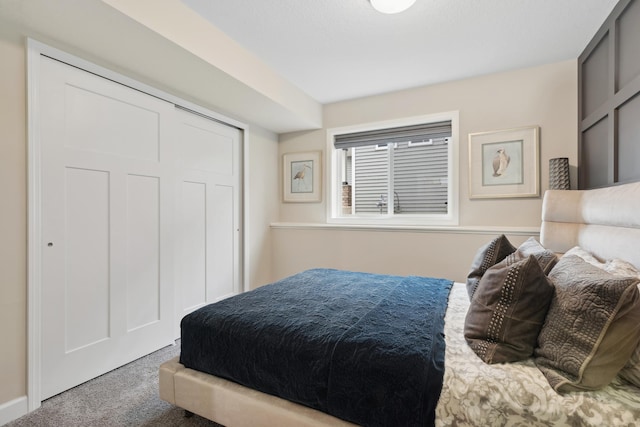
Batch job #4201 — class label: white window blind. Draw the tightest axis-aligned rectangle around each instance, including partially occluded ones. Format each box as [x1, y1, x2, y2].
[334, 120, 451, 149]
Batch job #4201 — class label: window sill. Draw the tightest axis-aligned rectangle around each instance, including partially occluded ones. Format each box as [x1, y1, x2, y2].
[270, 222, 540, 236]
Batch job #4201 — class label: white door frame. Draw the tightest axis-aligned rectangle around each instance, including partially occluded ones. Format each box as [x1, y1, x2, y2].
[26, 38, 249, 411]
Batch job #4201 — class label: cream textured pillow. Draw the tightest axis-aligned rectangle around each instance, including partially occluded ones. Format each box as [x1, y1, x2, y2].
[466, 235, 516, 299]
[503, 236, 558, 274]
[535, 255, 640, 392]
[563, 246, 604, 268]
[605, 258, 640, 280]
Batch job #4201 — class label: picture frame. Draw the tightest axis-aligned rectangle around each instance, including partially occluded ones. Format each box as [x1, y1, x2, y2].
[468, 126, 540, 199]
[283, 151, 322, 202]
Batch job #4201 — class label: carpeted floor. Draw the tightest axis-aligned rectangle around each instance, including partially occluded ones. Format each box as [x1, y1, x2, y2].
[6, 340, 221, 427]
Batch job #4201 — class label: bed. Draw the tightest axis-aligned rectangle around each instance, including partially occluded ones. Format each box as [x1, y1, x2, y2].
[160, 181, 640, 426]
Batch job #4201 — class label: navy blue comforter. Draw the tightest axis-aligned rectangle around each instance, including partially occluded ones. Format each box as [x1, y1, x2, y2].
[180, 268, 453, 427]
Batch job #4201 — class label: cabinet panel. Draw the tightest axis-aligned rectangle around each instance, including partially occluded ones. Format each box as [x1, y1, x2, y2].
[581, 118, 609, 189]
[578, 0, 640, 188]
[581, 34, 609, 120]
[618, 93, 640, 183]
[617, 0, 640, 90]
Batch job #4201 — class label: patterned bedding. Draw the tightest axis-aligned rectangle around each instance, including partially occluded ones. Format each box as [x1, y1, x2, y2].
[436, 283, 640, 426]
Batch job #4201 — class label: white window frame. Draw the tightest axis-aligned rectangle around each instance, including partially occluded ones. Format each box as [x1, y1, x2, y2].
[326, 111, 459, 226]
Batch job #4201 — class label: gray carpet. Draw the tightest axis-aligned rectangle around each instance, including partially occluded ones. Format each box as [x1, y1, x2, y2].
[6, 340, 222, 427]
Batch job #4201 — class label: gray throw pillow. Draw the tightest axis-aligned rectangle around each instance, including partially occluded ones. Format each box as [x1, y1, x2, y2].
[466, 235, 516, 299]
[465, 254, 555, 364]
[535, 255, 640, 392]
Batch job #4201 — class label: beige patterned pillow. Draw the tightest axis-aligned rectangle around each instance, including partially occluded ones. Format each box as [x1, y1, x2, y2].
[535, 255, 640, 392]
[605, 259, 640, 387]
[466, 235, 516, 299]
[560, 248, 640, 387]
[465, 254, 554, 364]
[621, 336, 640, 388]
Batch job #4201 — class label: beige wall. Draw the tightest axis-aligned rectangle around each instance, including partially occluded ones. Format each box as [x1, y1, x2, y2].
[273, 60, 578, 282]
[271, 227, 535, 283]
[246, 126, 280, 289]
[0, 25, 279, 414]
[0, 24, 28, 406]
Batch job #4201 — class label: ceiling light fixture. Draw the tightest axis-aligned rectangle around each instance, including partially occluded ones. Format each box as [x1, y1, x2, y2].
[370, 0, 416, 14]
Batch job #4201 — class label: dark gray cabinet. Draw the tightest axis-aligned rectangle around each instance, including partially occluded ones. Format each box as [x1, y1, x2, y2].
[579, 0, 640, 188]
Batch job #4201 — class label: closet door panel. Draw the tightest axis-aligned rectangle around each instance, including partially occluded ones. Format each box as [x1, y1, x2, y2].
[40, 56, 174, 399]
[173, 108, 242, 333]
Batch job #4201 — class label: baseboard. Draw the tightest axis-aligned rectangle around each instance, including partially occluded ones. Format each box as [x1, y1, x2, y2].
[0, 396, 28, 426]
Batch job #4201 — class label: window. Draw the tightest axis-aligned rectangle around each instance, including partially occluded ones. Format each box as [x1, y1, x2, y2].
[327, 112, 459, 226]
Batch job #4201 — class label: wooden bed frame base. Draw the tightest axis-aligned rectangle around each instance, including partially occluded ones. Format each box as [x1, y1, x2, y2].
[159, 357, 356, 427]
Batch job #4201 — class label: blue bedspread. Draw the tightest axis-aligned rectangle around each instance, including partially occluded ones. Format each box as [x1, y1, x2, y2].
[180, 268, 453, 427]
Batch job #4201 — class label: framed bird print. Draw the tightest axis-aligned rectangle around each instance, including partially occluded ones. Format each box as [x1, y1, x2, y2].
[283, 151, 322, 202]
[468, 126, 539, 199]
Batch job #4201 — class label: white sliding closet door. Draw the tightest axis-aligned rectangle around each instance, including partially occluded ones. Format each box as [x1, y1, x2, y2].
[39, 56, 176, 399]
[37, 52, 243, 400]
[174, 108, 242, 335]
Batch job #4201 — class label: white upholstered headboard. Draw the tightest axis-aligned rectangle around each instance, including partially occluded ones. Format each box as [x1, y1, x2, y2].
[540, 181, 640, 270]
